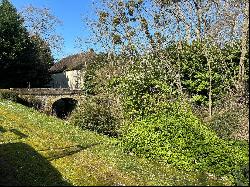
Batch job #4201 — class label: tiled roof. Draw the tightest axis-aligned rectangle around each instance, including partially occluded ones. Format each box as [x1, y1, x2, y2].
[49, 50, 96, 73]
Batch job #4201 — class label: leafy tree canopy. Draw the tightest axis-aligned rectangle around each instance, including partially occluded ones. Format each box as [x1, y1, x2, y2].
[0, 0, 53, 88]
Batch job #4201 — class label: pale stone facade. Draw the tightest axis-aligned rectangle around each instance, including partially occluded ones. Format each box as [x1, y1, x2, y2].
[49, 70, 85, 90]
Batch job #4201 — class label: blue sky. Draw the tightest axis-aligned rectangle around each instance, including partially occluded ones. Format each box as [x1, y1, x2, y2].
[10, 0, 97, 60]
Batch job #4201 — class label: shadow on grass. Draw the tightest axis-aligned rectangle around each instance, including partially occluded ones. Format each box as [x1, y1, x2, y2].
[38, 143, 99, 161]
[0, 126, 28, 141]
[0, 142, 71, 186]
[9, 129, 28, 139]
[0, 126, 7, 133]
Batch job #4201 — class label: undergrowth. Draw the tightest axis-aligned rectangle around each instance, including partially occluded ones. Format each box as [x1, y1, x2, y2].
[0, 99, 235, 186]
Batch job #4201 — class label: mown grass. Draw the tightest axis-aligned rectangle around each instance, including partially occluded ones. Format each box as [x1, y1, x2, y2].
[0, 99, 233, 186]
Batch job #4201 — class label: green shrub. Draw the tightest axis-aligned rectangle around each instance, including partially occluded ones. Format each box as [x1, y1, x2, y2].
[208, 109, 244, 140]
[120, 100, 249, 184]
[110, 62, 179, 121]
[206, 95, 249, 141]
[0, 90, 20, 102]
[82, 53, 109, 95]
[70, 94, 123, 137]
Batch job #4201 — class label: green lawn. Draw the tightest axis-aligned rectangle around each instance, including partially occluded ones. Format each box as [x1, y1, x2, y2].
[0, 99, 233, 186]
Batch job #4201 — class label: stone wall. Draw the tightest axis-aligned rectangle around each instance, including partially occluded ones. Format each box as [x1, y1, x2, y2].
[6, 88, 85, 115]
[9, 88, 83, 95]
[18, 93, 85, 115]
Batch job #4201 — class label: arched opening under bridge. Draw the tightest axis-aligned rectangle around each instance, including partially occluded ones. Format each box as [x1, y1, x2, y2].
[52, 98, 78, 119]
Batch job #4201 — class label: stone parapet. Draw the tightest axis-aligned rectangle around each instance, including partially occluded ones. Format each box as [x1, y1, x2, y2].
[9, 88, 83, 96]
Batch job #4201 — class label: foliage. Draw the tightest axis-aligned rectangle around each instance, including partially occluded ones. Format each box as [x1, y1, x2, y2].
[87, 0, 247, 57]
[20, 95, 43, 110]
[84, 10, 249, 183]
[87, 0, 249, 117]
[0, 0, 53, 88]
[110, 54, 180, 121]
[82, 52, 108, 95]
[0, 0, 32, 88]
[20, 5, 64, 56]
[173, 41, 243, 106]
[82, 0, 249, 185]
[119, 100, 249, 184]
[207, 94, 249, 141]
[82, 64, 98, 95]
[0, 90, 20, 102]
[70, 94, 124, 137]
[0, 99, 234, 186]
[109, 54, 249, 183]
[208, 110, 241, 140]
[29, 35, 54, 87]
[108, 41, 247, 116]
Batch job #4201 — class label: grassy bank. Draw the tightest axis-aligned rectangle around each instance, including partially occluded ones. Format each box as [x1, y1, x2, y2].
[0, 99, 233, 186]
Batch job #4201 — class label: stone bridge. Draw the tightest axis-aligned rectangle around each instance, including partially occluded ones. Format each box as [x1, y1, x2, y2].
[10, 88, 85, 118]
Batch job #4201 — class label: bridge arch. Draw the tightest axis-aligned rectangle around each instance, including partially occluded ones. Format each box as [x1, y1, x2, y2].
[51, 97, 78, 119]
[6, 88, 85, 118]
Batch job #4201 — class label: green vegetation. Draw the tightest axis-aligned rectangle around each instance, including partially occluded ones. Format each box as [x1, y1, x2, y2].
[74, 2, 249, 184]
[173, 42, 244, 106]
[120, 101, 248, 183]
[0, 0, 249, 186]
[0, 0, 53, 88]
[70, 94, 123, 137]
[208, 105, 249, 141]
[69, 43, 249, 185]
[0, 90, 20, 102]
[0, 99, 235, 186]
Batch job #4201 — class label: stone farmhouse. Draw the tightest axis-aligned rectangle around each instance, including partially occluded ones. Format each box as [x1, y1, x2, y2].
[48, 50, 95, 90]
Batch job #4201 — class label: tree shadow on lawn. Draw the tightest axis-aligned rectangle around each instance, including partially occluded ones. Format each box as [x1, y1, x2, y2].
[38, 143, 99, 161]
[0, 142, 71, 186]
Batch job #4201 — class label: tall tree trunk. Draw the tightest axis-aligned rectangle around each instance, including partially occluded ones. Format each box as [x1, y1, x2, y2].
[238, 2, 249, 95]
[185, 25, 191, 42]
[177, 40, 183, 95]
[176, 2, 191, 42]
[194, 0, 202, 41]
[204, 47, 212, 119]
[208, 58, 212, 118]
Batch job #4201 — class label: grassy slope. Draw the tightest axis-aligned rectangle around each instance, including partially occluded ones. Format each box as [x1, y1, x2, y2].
[0, 99, 232, 186]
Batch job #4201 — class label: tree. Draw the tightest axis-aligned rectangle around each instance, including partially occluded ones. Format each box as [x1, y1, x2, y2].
[20, 5, 64, 58]
[29, 35, 54, 87]
[238, 2, 249, 96]
[84, 0, 248, 118]
[0, 0, 53, 88]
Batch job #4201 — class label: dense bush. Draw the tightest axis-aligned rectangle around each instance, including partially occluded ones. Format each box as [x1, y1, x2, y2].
[206, 94, 249, 141]
[82, 53, 109, 95]
[165, 41, 246, 106]
[105, 53, 249, 184]
[110, 56, 179, 121]
[0, 90, 20, 102]
[208, 109, 246, 140]
[70, 94, 123, 137]
[119, 99, 249, 184]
